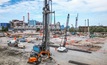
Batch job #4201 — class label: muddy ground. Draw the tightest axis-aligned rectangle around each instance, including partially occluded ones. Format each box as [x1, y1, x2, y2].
[0, 45, 56, 65]
[0, 45, 30, 65]
[0, 37, 107, 65]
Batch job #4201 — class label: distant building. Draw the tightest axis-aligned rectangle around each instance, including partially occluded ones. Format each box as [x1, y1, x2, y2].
[60, 25, 64, 30]
[0, 23, 10, 27]
[55, 22, 61, 30]
[28, 20, 37, 26]
[50, 22, 61, 31]
[79, 26, 88, 32]
[0, 23, 10, 30]
[10, 20, 24, 27]
[13, 20, 61, 31]
[36, 22, 43, 25]
[28, 20, 43, 30]
[35, 21, 43, 29]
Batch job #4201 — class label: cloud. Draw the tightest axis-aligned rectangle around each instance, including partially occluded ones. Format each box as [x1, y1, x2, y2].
[0, 0, 43, 22]
[86, 0, 107, 12]
[0, 0, 10, 5]
[1, 0, 107, 14]
[52, 0, 107, 13]
[0, 0, 41, 13]
[0, 0, 107, 26]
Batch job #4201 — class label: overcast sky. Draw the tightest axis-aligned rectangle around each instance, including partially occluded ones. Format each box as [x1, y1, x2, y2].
[0, 0, 107, 26]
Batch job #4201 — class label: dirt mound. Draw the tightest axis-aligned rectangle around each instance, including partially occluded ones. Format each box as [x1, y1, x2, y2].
[0, 45, 30, 65]
[0, 60, 19, 65]
[0, 46, 8, 52]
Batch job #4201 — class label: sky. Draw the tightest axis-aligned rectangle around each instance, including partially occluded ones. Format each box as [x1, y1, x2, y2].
[0, 0, 107, 27]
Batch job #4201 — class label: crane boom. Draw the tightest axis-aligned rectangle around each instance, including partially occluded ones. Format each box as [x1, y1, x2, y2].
[63, 14, 70, 47]
[75, 13, 78, 33]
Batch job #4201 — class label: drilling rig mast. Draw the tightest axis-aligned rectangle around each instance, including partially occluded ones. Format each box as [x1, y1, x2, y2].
[28, 0, 52, 64]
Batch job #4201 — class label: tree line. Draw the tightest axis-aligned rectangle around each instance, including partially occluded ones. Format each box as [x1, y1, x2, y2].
[69, 26, 107, 34]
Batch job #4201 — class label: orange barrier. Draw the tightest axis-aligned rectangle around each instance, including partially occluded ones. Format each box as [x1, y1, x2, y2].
[53, 35, 58, 38]
[40, 33, 43, 36]
[71, 40, 75, 43]
[14, 37, 16, 40]
[86, 40, 88, 42]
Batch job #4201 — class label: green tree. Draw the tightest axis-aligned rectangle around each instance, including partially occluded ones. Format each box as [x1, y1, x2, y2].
[105, 28, 107, 32]
[36, 28, 40, 32]
[69, 27, 75, 32]
[2, 26, 8, 32]
[96, 27, 105, 32]
[5, 27, 8, 31]
[2, 26, 5, 32]
[90, 26, 98, 33]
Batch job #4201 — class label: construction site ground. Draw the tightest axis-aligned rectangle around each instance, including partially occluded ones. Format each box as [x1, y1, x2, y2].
[0, 36, 107, 65]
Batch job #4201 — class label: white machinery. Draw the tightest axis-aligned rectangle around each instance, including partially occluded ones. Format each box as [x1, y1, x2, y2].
[7, 39, 26, 49]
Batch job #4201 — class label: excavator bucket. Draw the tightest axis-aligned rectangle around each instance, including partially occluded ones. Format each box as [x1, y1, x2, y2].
[28, 57, 37, 63]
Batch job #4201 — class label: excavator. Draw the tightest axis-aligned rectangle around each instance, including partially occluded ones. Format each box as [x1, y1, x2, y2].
[28, 0, 52, 64]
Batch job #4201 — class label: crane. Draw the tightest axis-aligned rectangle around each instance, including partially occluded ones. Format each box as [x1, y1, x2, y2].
[28, 0, 52, 64]
[75, 13, 78, 34]
[57, 14, 70, 52]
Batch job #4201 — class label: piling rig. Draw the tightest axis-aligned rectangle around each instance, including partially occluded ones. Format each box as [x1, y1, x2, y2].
[28, 0, 53, 64]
